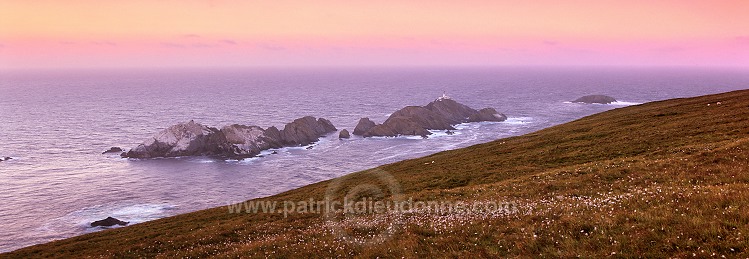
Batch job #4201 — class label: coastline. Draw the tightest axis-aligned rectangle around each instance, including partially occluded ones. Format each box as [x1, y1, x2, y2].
[5, 89, 749, 257]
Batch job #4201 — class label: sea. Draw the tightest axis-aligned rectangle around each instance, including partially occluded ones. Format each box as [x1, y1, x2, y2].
[0, 67, 747, 252]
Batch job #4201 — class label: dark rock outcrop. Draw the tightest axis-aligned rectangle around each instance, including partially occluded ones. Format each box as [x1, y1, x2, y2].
[91, 217, 129, 227]
[0, 157, 10, 162]
[339, 129, 350, 139]
[122, 117, 336, 159]
[278, 116, 337, 146]
[222, 124, 283, 157]
[468, 108, 508, 122]
[423, 98, 478, 124]
[366, 116, 431, 137]
[263, 126, 283, 145]
[389, 106, 454, 130]
[573, 95, 617, 104]
[123, 120, 231, 159]
[102, 147, 124, 154]
[353, 95, 507, 137]
[353, 118, 377, 135]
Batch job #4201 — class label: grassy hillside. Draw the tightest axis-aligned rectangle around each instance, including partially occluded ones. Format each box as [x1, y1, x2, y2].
[5, 90, 749, 258]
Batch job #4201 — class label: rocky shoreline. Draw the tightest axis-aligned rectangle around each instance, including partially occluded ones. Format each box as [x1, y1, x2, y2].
[121, 116, 336, 159]
[119, 95, 507, 159]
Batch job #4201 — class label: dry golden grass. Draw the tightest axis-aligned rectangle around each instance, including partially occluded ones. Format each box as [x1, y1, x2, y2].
[5, 90, 749, 258]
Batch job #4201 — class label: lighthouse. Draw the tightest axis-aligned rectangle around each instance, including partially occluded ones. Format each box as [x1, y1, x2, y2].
[438, 91, 451, 101]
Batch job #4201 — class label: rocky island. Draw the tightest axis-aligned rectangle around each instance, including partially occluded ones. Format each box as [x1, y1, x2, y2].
[122, 116, 336, 159]
[90, 217, 129, 228]
[353, 94, 507, 138]
[573, 95, 617, 104]
[120, 95, 504, 159]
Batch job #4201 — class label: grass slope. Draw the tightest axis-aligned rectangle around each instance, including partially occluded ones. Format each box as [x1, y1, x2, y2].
[5, 90, 749, 258]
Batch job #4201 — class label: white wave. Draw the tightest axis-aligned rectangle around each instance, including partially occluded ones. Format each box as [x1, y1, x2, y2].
[502, 117, 533, 125]
[109, 204, 178, 224]
[363, 135, 415, 140]
[194, 158, 216, 163]
[439, 134, 478, 151]
[230, 137, 331, 163]
[427, 129, 462, 138]
[402, 135, 428, 140]
[378, 143, 409, 151]
[41, 203, 178, 235]
[258, 149, 278, 156]
[375, 149, 436, 162]
[453, 123, 470, 130]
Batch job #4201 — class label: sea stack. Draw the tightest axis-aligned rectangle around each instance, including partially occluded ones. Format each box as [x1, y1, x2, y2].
[90, 217, 129, 227]
[339, 129, 351, 139]
[353, 118, 377, 135]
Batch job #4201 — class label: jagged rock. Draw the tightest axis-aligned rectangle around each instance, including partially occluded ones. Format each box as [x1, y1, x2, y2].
[446, 130, 455, 135]
[339, 129, 350, 139]
[355, 95, 506, 137]
[122, 120, 230, 158]
[389, 106, 454, 130]
[365, 116, 431, 137]
[468, 108, 508, 122]
[263, 126, 283, 145]
[423, 98, 478, 124]
[222, 124, 283, 157]
[102, 147, 124, 154]
[353, 118, 377, 135]
[90, 217, 129, 227]
[122, 117, 336, 159]
[573, 95, 617, 104]
[0, 157, 10, 162]
[279, 116, 337, 146]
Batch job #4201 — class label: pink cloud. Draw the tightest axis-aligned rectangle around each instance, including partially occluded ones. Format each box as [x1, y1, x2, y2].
[220, 39, 237, 45]
[192, 43, 216, 48]
[542, 40, 559, 46]
[161, 42, 185, 48]
[91, 41, 117, 46]
[256, 43, 286, 51]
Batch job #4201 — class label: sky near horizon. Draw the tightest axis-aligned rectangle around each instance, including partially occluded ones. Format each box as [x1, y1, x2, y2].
[1, 0, 748, 70]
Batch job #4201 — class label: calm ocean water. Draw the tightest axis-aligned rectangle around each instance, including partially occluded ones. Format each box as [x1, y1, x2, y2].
[0, 67, 747, 252]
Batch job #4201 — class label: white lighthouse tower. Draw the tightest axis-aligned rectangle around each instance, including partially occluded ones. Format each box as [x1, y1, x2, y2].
[438, 91, 451, 101]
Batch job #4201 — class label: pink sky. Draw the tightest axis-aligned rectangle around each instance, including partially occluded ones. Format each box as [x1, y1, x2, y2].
[1, 0, 748, 70]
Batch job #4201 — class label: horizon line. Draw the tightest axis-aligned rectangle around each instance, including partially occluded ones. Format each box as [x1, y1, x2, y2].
[2, 64, 748, 73]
